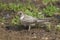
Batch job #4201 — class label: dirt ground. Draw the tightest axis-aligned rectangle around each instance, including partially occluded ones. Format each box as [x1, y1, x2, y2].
[0, 26, 60, 40]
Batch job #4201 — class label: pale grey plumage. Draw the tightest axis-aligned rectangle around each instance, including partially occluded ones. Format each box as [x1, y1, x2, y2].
[18, 11, 50, 31]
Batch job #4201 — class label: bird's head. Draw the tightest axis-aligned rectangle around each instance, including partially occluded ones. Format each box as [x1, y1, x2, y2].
[17, 11, 24, 17]
[17, 11, 24, 20]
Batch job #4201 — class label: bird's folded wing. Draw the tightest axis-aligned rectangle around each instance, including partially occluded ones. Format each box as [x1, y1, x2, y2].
[22, 15, 37, 22]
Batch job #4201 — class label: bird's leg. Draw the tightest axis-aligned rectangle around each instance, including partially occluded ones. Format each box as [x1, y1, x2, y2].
[28, 25, 31, 31]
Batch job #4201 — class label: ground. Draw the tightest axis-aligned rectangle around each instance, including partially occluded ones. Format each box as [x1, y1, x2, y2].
[0, 27, 60, 40]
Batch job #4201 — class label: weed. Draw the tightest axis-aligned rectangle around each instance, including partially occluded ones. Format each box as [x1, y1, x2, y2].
[42, 4, 58, 16]
[44, 22, 52, 31]
[11, 16, 20, 25]
[43, 0, 58, 5]
[56, 24, 60, 31]
[0, 17, 5, 23]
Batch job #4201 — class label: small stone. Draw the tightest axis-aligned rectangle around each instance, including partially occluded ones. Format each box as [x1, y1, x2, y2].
[1, 23, 4, 25]
[42, 37, 48, 40]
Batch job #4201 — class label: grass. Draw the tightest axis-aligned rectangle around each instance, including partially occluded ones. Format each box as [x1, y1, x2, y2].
[0, 3, 37, 25]
[0, 2, 59, 17]
[0, 2, 44, 23]
[56, 24, 60, 31]
[0, 2, 59, 22]
[42, 4, 59, 16]
[11, 16, 20, 25]
[42, 0, 58, 5]
[0, 17, 5, 23]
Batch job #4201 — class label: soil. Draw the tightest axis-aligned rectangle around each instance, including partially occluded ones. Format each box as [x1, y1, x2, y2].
[0, 27, 60, 40]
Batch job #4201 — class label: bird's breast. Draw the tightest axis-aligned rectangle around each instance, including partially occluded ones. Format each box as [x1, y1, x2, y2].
[20, 16, 24, 20]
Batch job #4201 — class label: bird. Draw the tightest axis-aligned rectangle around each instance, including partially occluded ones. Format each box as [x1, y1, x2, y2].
[17, 11, 50, 31]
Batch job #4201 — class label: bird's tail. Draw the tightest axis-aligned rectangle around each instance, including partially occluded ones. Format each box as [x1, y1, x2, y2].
[37, 18, 51, 23]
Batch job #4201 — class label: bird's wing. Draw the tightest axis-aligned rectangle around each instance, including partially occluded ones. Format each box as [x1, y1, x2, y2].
[22, 15, 37, 22]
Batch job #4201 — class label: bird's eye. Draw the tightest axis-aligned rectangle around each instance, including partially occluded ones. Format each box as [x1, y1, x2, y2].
[17, 11, 23, 15]
[20, 13, 22, 15]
